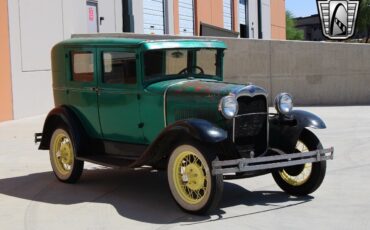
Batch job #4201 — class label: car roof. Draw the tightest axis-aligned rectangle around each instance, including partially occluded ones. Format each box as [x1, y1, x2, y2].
[55, 37, 227, 51]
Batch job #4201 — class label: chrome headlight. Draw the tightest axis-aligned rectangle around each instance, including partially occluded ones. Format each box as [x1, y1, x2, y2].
[219, 95, 239, 119]
[274, 93, 293, 114]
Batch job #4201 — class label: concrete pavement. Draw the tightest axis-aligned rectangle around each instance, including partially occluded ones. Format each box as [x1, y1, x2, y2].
[0, 107, 370, 230]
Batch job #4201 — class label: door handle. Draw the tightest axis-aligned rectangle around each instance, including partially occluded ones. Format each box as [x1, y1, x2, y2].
[89, 87, 99, 92]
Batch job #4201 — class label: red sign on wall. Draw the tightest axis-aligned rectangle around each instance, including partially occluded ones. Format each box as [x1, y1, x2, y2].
[89, 7, 94, 21]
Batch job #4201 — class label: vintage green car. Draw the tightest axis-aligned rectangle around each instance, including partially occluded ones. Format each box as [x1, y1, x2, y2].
[35, 36, 333, 214]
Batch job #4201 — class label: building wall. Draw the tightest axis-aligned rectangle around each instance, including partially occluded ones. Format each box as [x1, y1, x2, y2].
[261, 0, 271, 39]
[132, 0, 275, 39]
[194, 0, 223, 35]
[6, 0, 123, 119]
[232, 0, 239, 32]
[271, 0, 286, 40]
[0, 0, 13, 122]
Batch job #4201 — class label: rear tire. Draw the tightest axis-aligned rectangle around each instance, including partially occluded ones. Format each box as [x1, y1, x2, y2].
[272, 129, 327, 196]
[167, 141, 223, 214]
[49, 128, 84, 183]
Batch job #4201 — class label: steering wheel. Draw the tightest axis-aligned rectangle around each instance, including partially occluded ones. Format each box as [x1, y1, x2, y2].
[178, 66, 205, 75]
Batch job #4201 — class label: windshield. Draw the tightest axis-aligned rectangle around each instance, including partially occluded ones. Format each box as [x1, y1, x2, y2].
[143, 49, 222, 82]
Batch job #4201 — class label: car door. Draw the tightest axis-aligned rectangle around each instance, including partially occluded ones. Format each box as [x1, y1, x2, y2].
[65, 47, 102, 139]
[97, 48, 144, 144]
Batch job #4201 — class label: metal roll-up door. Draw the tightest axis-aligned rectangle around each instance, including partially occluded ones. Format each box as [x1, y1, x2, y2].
[179, 0, 194, 36]
[239, 0, 249, 37]
[143, 0, 165, 35]
[239, 0, 246, 25]
[224, 0, 233, 30]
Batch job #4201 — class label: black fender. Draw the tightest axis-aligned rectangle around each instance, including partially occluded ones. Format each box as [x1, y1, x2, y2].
[132, 119, 228, 167]
[38, 106, 90, 157]
[269, 110, 326, 153]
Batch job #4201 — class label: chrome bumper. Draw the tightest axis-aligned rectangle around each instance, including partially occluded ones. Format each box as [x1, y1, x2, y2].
[211, 147, 334, 175]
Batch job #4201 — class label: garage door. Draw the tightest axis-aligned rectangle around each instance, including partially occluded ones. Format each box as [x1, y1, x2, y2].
[178, 0, 194, 36]
[239, 0, 247, 25]
[143, 0, 165, 35]
[224, 0, 233, 30]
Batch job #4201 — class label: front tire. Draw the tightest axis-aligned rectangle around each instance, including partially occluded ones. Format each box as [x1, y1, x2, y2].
[272, 129, 327, 196]
[49, 128, 84, 183]
[167, 142, 223, 214]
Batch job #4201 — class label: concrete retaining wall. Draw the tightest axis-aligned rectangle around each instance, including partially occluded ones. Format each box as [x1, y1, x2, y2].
[79, 33, 370, 105]
[224, 39, 370, 105]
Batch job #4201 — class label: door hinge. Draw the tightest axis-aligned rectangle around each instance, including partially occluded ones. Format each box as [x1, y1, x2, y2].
[138, 123, 144, 128]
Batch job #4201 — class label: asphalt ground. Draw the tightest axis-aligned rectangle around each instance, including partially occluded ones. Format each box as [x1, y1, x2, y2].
[0, 107, 369, 230]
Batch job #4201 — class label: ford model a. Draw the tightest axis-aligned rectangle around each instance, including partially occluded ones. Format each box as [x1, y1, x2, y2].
[35, 37, 334, 214]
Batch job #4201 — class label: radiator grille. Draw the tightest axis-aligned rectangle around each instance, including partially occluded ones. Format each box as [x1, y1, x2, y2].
[234, 95, 268, 155]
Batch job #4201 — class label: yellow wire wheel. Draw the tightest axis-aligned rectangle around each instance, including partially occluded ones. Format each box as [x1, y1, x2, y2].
[278, 141, 313, 186]
[272, 129, 327, 196]
[167, 144, 214, 212]
[49, 128, 76, 181]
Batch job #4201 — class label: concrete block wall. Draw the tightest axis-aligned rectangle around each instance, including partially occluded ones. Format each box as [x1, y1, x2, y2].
[88, 33, 370, 106]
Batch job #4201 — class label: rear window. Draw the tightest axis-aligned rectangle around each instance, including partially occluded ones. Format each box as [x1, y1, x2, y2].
[71, 52, 94, 82]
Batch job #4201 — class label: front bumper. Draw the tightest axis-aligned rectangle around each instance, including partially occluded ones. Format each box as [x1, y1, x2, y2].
[212, 147, 334, 175]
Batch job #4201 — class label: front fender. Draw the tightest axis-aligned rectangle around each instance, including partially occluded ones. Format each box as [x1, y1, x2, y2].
[290, 110, 326, 129]
[269, 110, 326, 153]
[167, 119, 228, 143]
[132, 119, 227, 167]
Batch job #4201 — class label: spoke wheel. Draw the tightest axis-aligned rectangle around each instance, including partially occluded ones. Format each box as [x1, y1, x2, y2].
[279, 141, 313, 186]
[272, 129, 327, 196]
[168, 143, 223, 214]
[173, 150, 209, 205]
[49, 128, 84, 183]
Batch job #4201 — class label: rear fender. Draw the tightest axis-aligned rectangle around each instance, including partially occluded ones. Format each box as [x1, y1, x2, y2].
[38, 106, 90, 157]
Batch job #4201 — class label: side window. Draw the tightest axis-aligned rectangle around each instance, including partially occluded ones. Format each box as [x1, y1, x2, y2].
[102, 52, 137, 84]
[72, 52, 94, 82]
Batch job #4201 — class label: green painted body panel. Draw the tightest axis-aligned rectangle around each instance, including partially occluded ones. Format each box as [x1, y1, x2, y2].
[140, 79, 246, 143]
[51, 45, 67, 106]
[96, 48, 144, 143]
[51, 37, 255, 146]
[64, 47, 101, 139]
[141, 79, 190, 143]
[165, 80, 245, 126]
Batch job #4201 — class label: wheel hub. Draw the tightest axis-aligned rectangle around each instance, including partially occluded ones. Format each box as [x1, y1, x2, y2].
[58, 139, 72, 164]
[181, 163, 205, 191]
[52, 133, 74, 175]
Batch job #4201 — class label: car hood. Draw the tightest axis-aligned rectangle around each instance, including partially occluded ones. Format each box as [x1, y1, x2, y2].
[146, 79, 267, 125]
[146, 78, 267, 98]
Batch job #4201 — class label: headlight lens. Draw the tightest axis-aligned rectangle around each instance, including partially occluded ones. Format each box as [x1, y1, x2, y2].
[275, 93, 293, 114]
[219, 95, 239, 119]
